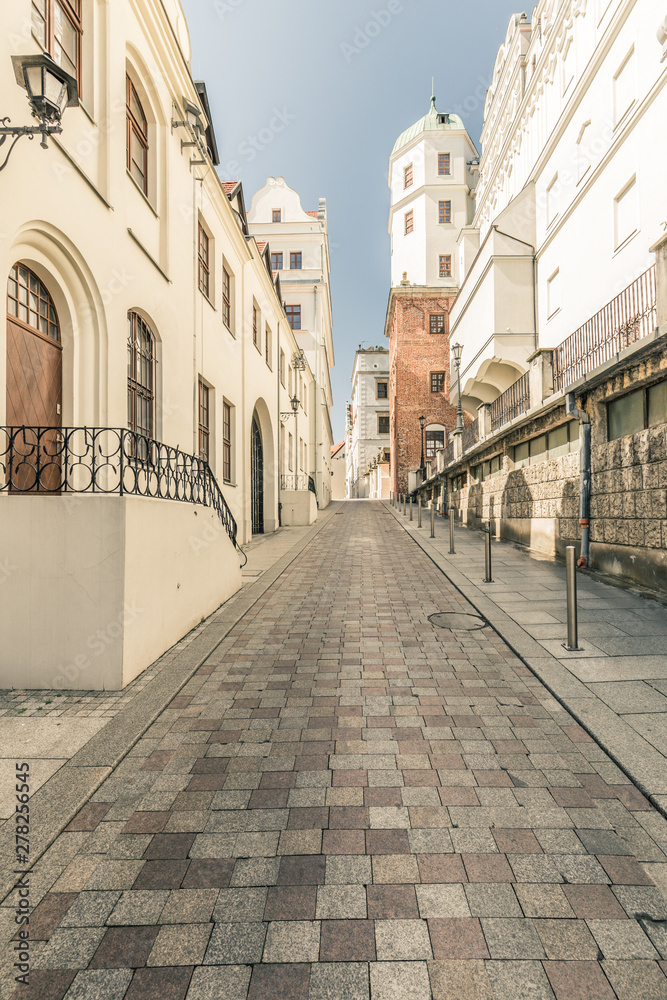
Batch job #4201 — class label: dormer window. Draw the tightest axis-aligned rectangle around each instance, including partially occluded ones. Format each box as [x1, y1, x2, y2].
[272, 209, 281, 223]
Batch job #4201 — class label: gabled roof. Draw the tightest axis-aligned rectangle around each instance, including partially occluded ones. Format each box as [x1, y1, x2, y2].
[221, 180, 249, 235]
[306, 211, 319, 219]
[331, 441, 345, 457]
[194, 82, 220, 166]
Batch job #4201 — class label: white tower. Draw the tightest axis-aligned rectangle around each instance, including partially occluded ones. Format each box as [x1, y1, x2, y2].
[388, 97, 478, 288]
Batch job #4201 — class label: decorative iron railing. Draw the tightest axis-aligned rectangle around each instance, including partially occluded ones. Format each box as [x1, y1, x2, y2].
[490, 372, 531, 431]
[281, 474, 316, 495]
[461, 417, 479, 454]
[0, 426, 237, 548]
[553, 266, 657, 392]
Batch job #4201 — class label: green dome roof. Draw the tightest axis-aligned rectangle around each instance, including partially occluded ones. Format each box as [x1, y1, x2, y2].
[392, 98, 465, 156]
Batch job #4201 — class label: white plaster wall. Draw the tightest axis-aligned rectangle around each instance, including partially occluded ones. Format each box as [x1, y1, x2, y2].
[280, 489, 317, 526]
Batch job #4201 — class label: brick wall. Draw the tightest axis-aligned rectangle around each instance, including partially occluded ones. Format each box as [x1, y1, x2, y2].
[387, 289, 460, 493]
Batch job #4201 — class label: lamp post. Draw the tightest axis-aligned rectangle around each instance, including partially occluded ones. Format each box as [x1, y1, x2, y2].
[419, 414, 426, 473]
[0, 54, 79, 172]
[452, 342, 464, 433]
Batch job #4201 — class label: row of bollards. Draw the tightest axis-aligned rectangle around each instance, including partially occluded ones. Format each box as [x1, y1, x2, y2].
[390, 494, 582, 656]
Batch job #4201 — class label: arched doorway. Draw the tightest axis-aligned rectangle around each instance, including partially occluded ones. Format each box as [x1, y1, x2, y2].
[6, 263, 62, 491]
[251, 415, 264, 534]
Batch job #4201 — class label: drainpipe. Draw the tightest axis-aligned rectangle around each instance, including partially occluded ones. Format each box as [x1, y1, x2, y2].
[566, 392, 591, 569]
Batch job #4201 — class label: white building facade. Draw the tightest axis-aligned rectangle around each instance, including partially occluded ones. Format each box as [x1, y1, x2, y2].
[248, 177, 335, 508]
[0, 0, 332, 689]
[345, 347, 391, 499]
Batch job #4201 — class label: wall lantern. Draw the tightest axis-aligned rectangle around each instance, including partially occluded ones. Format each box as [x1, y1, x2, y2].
[280, 396, 301, 421]
[0, 54, 78, 172]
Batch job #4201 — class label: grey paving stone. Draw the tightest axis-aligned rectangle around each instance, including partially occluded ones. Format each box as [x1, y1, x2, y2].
[229, 857, 280, 886]
[577, 828, 634, 855]
[534, 829, 586, 854]
[158, 888, 218, 924]
[147, 922, 212, 966]
[185, 965, 252, 1000]
[464, 883, 522, 917]
[533, 917, 599, 959]
[204, 921, 267, 964]
[325, 855, 372, 885]
[601, 959, 667, 1000]
[507, 854, 563, 883]
[408, 830, 453, 854]
[486, 960, 556, 1000]
[427, 959, 493, 1000]
[316, 885, 367, 918]
[63, 968, 133, 999]
[33, 927, 106, 969]
[84, 860, 144, 890]
[308, 962, 370, 1000]
[481, 918, 546, 959]
[369, 960, 432, 1000]
[612, 885, 667, 920]
[375, 918, 433, 960]
[60, 891, 121, 927]
[553, 854, 610, 883]
[588, 919, 659, 959]
[416, 884, 470, 918]
[107, 890, 169, 925]
[263, 920, 320, 962]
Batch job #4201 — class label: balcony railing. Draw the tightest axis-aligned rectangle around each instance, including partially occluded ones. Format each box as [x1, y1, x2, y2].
[490, 372, 531, 431]
[281, 474, 317, 495]
[461, 417, 479, 453]
[553, 266, 657, 392]
[1, 426, 237, 548]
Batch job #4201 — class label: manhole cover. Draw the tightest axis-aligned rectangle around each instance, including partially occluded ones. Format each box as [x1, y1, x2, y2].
[429, 612, 485, 631]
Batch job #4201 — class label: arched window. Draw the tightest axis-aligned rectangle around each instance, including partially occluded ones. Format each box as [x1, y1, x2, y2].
[7, 263, 60, 342]
[127, 312, 155, 439]
[126, 75, 148, 194]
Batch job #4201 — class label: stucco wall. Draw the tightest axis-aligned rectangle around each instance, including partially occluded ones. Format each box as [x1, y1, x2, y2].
[0, 496, 241, 690]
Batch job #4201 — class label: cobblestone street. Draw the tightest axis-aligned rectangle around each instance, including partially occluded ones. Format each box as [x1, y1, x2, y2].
[8, 502, 667, 1000]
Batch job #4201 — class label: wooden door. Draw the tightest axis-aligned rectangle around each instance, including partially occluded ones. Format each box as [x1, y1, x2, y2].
[6, 264, 63, 492]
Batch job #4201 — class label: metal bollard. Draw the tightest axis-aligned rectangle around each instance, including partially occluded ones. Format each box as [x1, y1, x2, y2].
[483, 522, 493, 583]
[430, 503, 435, 538]
[417, 497, 422, 528]
[563, 546, 582, 651]
[409, 498, 413, 521]
[449, 508, 455, 554]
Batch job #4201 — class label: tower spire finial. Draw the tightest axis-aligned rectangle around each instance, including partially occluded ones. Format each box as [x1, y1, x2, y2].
[431, 77, 436, 109]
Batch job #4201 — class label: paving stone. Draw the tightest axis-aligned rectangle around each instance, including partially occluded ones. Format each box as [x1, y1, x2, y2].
[369, 960, 432, 1000]
[427, 959, 493, 1000]
[229, 857, 280, 886]
[465, 882, 522, 917]
[415, 883, 470, 917]
[533, 918, 600, 959]
[147, 923, 212, 966]
[181, 966, 248, 1000]
[278, 855, 326, 885]
[486, 959, 556, 1000]
[562, 883, 627, 918]
[588, 918, 659, 959]
[107, 890, 169, 925]
[61, 969, 133, 999]
[89, 926, 159, 968]
[375, 918, 432, 960]
[8, 970, 76, 1000]
[543, 961, 615, 1000]
[319, 919, 376, 961]
[158, 889, 218, 924]
[316, 884, 367, 918]
[601, 959, 667, 999]
[203, 921, 266, 964]
[247, 963, 310, 1000]
[25, 893, 78, 939]
[366, 884, 419, 919]
[32, 927, 106, 969]
[213, 887, 268, 922]
[481, 917, 546, 959]
[428, 917, 489, 959]
[125, 966, 193, 1000]
[371, 855, 420, 883]
[325, 854, 371, 884]
[308, 962, 370, 1000]
[265, 885, 317, 920]
[263, 920, 320, 962]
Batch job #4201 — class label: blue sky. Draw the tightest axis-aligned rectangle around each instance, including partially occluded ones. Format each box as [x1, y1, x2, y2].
[180, 0, 523, 441]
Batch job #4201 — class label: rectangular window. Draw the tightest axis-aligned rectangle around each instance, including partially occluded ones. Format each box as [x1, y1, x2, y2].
[648, 380, 667, 427]
[271, 252, 283, 271]
[439, 200, 452, 224]
[514, 423, 580, 467]
[404, 210, 413, 235]
[429, 313, 446, 335]
[489, 455, 502, 478]
[426, 430, 445, 459]
[272, 209, 282, 223]
[377, 381, 388, 399]
[198, 224, 210, 298]
[222, 402, 232, 482]
[404, 163, 413, 188]
[608, 386, 646, 440]
[438, 152, 451, 175]
[265, 325, 272, 368]
[514, 441, 530, 470]
[290, 252, 302, 270]
[198, 379, 210, 463]
[529, 435, 547, 465]
[252, 304, 260, 350]
[547, 268, 560, 318]
[33, 0, 82, 90]
[613, 46, 636, 127]
[439, 255, 452, 278]
[126, 75, 148, 194]
[378, 414, 390, 434]
[280, 349, 286, 387]
[285, 304, 301, 330]
[431, 372, 446, 393]
[222, 265, 232, 330]
[614, 176, 638, 249]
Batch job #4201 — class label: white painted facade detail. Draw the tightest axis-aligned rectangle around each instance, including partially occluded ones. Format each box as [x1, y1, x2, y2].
[345, 348, 390, 499]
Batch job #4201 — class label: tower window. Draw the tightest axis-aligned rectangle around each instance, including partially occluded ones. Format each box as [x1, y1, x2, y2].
[438, 153, 451, 175]
[439, 255, 452, 278]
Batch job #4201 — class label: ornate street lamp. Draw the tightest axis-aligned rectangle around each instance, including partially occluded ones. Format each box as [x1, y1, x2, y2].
[419, 414, 426, 472]
[0, 54, 79, 172]
[452, 342, 464, 433]
[280, 395, 300, 421]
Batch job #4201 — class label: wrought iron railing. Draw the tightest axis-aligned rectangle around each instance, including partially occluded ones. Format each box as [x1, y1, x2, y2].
[553, 266, 657, 392]
[461, 417, 479, 454]
[281, 474, 316, 495]
[0, 426, 237, 548]
[490, 372, 531, 431]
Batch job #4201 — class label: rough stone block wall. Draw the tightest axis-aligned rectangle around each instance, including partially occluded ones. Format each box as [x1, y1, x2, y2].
[387, 290, 459, 494]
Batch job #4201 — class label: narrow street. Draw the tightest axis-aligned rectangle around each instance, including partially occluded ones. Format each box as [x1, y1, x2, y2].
[16, 502, 667, 1000]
